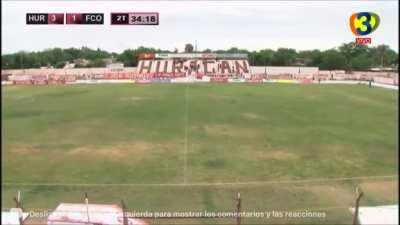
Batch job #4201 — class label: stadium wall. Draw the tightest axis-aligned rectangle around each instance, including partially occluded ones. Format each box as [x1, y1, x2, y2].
[2, 66, 319, 77]
[1, 67, 398, 87]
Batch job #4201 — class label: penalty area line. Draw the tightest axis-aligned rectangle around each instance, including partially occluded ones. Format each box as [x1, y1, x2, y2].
[3, 175, 397, 187]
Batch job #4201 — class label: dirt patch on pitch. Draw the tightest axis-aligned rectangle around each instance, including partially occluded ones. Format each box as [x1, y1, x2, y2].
[347, 95, 386, 106]
[241, 112, 265, 120]
[204, 124, 232, 136]
[119, 96, 150, 102]
[359, 180, 398, 202]
[305, 184, 354, 206]
[67, 141, 169, 160]
[255, 149, 298, 160]
[68, 146, 130, 158]
[204, 124, 262, 138]
[11, 141, 176, 161]
[11, 146, 41, 155]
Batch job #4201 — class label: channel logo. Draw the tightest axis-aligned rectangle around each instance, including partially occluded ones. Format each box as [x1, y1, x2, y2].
[349, 12, 380, 45]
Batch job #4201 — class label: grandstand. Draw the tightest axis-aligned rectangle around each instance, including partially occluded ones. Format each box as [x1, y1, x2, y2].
[137, 53, 251, 78]
[1, 52, 398, 86]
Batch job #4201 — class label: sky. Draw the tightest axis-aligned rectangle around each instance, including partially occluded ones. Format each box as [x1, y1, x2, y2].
[1, 0, 399, 54]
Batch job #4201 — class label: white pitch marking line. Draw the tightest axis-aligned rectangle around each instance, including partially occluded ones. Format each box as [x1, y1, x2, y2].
[183, 84, 189, 184]
[3, 175, 397, 187]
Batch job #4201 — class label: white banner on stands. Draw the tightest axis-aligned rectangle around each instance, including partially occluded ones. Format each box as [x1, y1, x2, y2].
[372, 83, 398, 90]
[96, 80, 134, 83]
[1, 81, 13, 85]
[72, 80, 135, 84]
[319, 80, 368, 85]
[154, 53, 248, 59]
[202, 76, 211, 82]
[155, 53, 205, 59]
[171, 77, 196, 83]
[228, 78, 245, 83]
[318, 80, 398, 90]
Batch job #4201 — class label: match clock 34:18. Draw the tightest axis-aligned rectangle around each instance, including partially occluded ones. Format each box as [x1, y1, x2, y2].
[111, 12, 159, 25]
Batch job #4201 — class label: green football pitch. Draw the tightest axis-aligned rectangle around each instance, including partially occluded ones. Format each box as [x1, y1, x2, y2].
[2, 83, 398, 224]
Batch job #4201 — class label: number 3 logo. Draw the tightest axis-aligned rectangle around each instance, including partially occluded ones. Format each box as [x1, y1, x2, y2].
[349, 12, 380, 36]
[356, 12, 372, 35]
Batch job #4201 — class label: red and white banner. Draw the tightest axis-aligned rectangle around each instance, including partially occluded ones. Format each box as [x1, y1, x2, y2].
[135, 79, 151, 84]
[137, 59, 251, 76]
[104, 73, 133, 80]
[299, 78, 313, 84]
[138, 52, 156, 60]
[210, 77, 228, 83]
[374, 77, 396, 85]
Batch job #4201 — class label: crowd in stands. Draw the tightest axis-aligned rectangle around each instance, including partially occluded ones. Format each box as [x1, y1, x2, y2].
[1, 69, 398, 86]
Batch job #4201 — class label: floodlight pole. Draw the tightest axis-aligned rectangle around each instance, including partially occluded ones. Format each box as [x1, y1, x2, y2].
[121, 200, 128, 225]
[236, 192, 241, 225]
[13, 190, 22, 209]
[352, 187, 364, 225]
[13, 191, 24, 225]
[84, 192, 90, 224]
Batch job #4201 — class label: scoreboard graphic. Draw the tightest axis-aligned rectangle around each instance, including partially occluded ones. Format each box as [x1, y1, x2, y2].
[26, 12, 158, 25]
